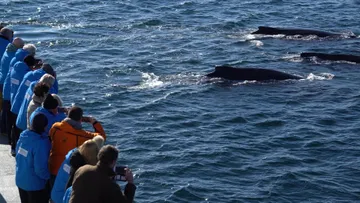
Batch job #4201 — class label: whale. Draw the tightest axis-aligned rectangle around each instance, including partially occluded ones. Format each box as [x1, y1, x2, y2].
[206, 65, 303, 81]
[251, 26, 356, 38]
[301, 52, 360, 63]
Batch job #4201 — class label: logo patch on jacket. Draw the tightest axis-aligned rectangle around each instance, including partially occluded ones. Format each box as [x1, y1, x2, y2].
[63, 164, 71, 174]
[18, 147, 28, 157]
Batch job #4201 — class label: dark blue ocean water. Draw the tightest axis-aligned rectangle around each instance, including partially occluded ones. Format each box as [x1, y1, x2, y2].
[2, 0, 360, 202]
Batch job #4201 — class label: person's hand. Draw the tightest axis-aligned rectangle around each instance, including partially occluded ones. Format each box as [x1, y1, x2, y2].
[88, 117, 97, 125]
[125, 168, 134, 184]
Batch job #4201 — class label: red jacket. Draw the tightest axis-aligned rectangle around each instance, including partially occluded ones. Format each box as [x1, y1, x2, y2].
[49, 121, 106, 175]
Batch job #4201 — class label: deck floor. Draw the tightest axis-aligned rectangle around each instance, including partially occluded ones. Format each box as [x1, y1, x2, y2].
[0, 135, 20, 203]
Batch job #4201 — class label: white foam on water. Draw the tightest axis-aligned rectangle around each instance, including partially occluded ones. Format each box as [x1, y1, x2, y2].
[250, 40, 264, 47]
[306, 73, 334, 81]
[282, 54, 303, 63]
[129, 72, 164, 90]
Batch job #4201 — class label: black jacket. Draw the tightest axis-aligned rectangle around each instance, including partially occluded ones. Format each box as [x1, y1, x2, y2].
[69, 163, 136, 203]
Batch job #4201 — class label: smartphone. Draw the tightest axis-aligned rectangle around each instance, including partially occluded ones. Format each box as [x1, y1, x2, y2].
[58, 107, 69, 113]
[114, 166, 127, 182]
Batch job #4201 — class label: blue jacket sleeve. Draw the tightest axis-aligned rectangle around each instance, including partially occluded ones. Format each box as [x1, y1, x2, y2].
[11, 75, 32, 114]
[52, 79, 59, 94]
[34, 138, 51, 181]
[63, 186, 72, 203]
[2, 71, 11, 100]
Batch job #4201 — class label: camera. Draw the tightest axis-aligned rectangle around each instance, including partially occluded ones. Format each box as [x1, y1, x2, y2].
[81, 116, 91, 122]
[114, 166, 127, 182]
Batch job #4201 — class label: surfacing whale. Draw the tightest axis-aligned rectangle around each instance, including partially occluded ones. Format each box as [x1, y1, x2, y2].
[251, 26, 356, 38]
[301, 52, 360, 63]
[206, 65, 303, 81]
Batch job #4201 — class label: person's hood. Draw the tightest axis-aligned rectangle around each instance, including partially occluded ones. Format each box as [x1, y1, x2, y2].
[13, 60, 29, 72]
[32, 68, 46, 78]
[19, 129, 44, 142]
[0, 35, 10, 43]
[14, 49, 30, 61]
[65, 148, 77, 160]
[64, 118, 82, 130]
[69, 149, 86, 169]
[6, 43, 18, 52]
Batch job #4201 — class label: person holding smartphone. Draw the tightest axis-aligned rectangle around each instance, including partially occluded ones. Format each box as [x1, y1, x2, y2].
[68, 145, 136, 203]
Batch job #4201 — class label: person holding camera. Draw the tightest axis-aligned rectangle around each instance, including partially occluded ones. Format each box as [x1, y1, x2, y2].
[48, 106, 106, 188]
[68, 145, 136, 203]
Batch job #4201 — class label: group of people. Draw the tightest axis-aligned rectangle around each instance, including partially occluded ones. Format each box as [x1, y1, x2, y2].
[0, 25, 136, 203]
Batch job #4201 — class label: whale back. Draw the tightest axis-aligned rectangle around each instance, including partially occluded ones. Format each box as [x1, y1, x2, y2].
[251, 26, 340, 37]
[301, 52, 360, 63]
[206, 65, 302, 81]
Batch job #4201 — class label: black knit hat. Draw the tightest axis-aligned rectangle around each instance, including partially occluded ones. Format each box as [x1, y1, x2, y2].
[24, 55, 36, 67]
[31, 113, 48, 134]
[43, 94, 58, 110]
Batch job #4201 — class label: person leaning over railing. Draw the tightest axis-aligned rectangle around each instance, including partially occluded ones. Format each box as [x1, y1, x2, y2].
[48, 106, 106, 189]
[15, 113, 50, 203]
[28, 94, 66, 138]
[68, 145, 136, 203]
[26, 74, 55, 129]
[9, 55, 38, 156]
[2, 43, 36, 143]
[0, 37, 24, 135]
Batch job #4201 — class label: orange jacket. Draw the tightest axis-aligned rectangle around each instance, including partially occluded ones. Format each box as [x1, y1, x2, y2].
[49, 120, 106, 175]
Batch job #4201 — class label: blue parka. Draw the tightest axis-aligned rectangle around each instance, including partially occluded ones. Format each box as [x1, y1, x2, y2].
[15, 82, 36, 130]
[0, 44, 17, 85]
[11, 68, 47, 114]
[16, 81, 59, 131]
[10, 61, 31, 104]
[51, 148, 77, 203]
[0, 36, 11, 61]
[29, 107, 66, 136]
[15, 129, 51, 191]
[3, 49, 29, 101]
[10, 49, 29, 68]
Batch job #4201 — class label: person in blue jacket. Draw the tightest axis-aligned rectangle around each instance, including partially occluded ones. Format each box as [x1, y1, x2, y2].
[16, 74, 55, 132]
[52, 149, 76, 203]
[9, 44, 36, 70]
[15, 113, 50, 203]
[0, 38, 24, 136]
[0, 38, 24, 86]
[0, 27, 13, 58]
[29, 94, 66, 136]
[9, 55, 37, 155]
[10, 55, 39, 104]
[12, 64, 56, 122]
[3, 44, 36, 150]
